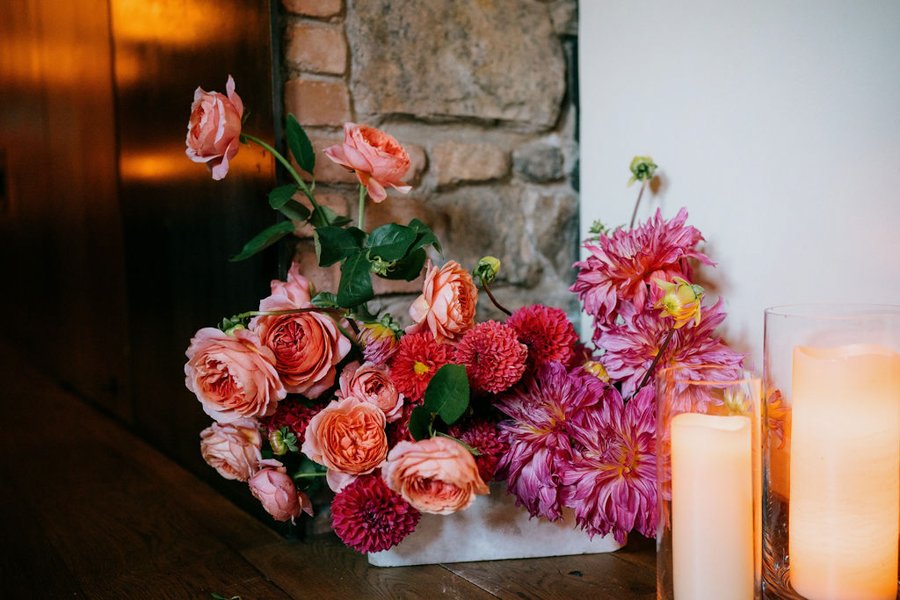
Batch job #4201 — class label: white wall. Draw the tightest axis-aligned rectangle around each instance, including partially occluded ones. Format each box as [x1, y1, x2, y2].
[579, 0, 900, 368]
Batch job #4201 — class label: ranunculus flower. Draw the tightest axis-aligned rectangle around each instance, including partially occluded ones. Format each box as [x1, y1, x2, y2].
[185, 74, 244, 180]
[200, 419, 262, 481]
[338, 362, 404, 422]
[301, 397, 389, 490]
[251, 264, 351, 398]
[323, 122, 411, 203]
[382, 437, 489, 515]
[248, 459, 313, 523]
[185, 327, 285, 423]
[407, 260, 477, 343]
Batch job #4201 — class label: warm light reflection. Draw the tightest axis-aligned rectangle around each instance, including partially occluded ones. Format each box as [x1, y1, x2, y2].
[120, 147, 269, 183]
[111, 0, 245, 47]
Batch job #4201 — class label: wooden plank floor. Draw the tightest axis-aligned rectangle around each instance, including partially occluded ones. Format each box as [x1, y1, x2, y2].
[0, 342, 656, 599]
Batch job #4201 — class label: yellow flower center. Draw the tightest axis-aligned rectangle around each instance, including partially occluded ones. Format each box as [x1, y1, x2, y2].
[413, 361, 431, 376]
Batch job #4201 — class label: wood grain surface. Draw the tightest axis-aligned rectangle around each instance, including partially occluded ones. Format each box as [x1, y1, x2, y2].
[0, 341, 656, 599]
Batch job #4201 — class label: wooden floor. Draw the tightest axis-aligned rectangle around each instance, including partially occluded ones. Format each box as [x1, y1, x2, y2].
[0, 342, 656, 599]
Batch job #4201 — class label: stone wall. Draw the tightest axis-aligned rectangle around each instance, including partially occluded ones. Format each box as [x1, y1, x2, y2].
[281, 0, 580, 322]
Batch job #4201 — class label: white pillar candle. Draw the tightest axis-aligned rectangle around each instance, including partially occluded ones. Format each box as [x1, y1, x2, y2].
[789, 344, 900, 600]
[671, 412, 754, 600]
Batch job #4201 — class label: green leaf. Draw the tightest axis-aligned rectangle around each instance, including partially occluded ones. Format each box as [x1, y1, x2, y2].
[286, 114, 315, 174]
[423, 364, 470, 425]
[310, 204, 352, 228]
[380, 248, 426, 281]
[336, 251, 374, 307]
[315, 226, 366, 267]
[268, 184, 299, 210]
[367, 224, 417, 262]
[408, 406, 434, 441]
[435, 431, 482, 456]
[276, 199, 311, 222]
[229, 220, 294, 262]
[408, 218, 443, 254]
[310, 291, 339, 308]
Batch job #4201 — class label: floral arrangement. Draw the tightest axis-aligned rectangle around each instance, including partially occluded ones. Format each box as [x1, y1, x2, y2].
[183, 77, 742, 554]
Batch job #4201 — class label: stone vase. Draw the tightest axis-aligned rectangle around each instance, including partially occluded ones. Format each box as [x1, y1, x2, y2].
[367, 483, 623, 567]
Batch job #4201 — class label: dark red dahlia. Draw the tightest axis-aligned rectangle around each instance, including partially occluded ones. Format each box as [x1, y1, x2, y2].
[259, 398, 324, 444]
[506, 304, 578, 371]
[330, 474, 421, 553]
[449, 419, 509, 482]
[453, 321, 527, 393]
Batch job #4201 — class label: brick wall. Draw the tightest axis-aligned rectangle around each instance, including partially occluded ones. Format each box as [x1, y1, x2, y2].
[281, 0, 579, 322]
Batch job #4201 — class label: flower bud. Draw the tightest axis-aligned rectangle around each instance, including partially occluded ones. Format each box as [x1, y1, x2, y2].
[269, 428, 288, 456]
[628, 156, 658, 185]
[654, 276, 703, 329]
[583, 360, 610, 383]
[473, 256, 501, 285]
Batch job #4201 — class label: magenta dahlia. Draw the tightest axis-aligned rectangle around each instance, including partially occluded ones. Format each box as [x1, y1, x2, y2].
[506, 304, 578, 371]
[601, 299, 744, 398]
[454, 321, 527, 393]
[495, 362, 606, 521]
[388, 331, 452, 402]
[449, 418, 508, 482]
[561, 385, 657, 543]
[571, 208, 712, 326]
[259, 398, 325, 443]
[330, 473, 421, 553]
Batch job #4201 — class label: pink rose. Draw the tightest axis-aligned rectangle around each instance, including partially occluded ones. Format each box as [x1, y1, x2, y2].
[302, 397, 388, 490]
[185, 328, 285, 423]
[200, 418, 262, 482]
[323, 122, 412, 203]
[337, 361, 404, 422]
[251, 265, 351, 398]
[248, 460, 313, 522]
[382, 437, 489, 515]
[185, 75, 244, 180]
[407, 260, 478, 342]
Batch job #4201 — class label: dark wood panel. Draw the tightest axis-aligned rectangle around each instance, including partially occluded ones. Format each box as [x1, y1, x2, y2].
[108, 0, 280, 478]
[0, 0, 130, 421]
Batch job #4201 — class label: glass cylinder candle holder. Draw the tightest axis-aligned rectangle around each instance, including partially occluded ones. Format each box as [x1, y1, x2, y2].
[763, 305, 900, 600]
[656, 365, 762, 600]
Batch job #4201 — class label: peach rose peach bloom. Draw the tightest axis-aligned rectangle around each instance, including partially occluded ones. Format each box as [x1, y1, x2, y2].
[185, 327, 285, 423]
[407, 260, 478, 343]
[248, 459, 313, 523]
[185, 74, 244, 180]
[382, 436, 489, 515]
[301, 397, 389, 492]
[337, 361, 404, 422]
[200, 419, 262, 482]
[323, 122, 411, 203]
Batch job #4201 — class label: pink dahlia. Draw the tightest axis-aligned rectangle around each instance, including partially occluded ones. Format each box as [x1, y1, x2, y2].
[359, 321, 400, 365]
[330, 474, 421, 553]
[449, 418, 509, 482]
[388, 332, 453, 402]
[454, 321, 528, 393]
[571, 208, 712, 326]
[259, 398, 325, 444]
[495, 362, 606, 521]
[561, 386, 657, 543]
[506, 305, 578, 371]
[601, 299, 744, 398]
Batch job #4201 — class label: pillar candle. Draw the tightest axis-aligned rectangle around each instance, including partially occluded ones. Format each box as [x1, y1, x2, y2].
[789, 344, 900, 600]
[671, 412, 754, 600]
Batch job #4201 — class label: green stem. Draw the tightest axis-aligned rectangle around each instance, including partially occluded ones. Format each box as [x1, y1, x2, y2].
[481, 280, 512, 316]
[241, 133, 321, 212]
[292, 472, 327, 480]
[230, 307, 344, 321]
[628, 181, 647, 230]
[357, 184, 367, 230]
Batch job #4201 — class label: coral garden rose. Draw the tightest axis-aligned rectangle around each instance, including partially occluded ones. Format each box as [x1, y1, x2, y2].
[185, 327, 285, 423]
[251, 264, 350, 398]
[185, 74, 244, 180]
[338, 362, 404, 422]
[323, 122, 411, 203]
[301, 397, 389, 486]
[248, 460, 313, 522]
[382, 436, 489, 515]
[407, 260, 477, 343]
[200, 418, 262, 482]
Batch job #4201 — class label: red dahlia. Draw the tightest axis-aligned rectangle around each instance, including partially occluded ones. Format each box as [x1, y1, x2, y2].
[449, 419, 508, 482]
[259, 398, 324, 443]
[388, 331, 452, 402]
[330, 473, 421, 553]
[506, 304, 578, 370]
[453, 321, 527, 393]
